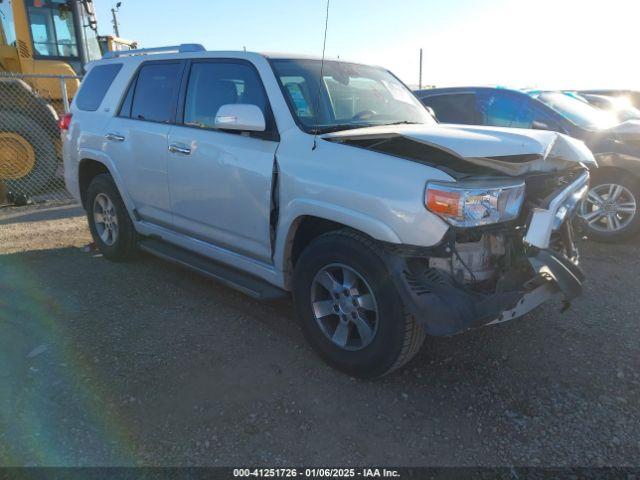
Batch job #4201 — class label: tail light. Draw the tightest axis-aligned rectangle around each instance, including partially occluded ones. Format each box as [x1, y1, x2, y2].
[58, 113, 73, 131]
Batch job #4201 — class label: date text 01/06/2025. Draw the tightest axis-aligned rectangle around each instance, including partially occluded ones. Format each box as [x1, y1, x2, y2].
[232, 468, 401, 478]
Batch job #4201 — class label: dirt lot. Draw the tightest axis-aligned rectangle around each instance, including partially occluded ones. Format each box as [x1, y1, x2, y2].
[0, 202, 639, 467]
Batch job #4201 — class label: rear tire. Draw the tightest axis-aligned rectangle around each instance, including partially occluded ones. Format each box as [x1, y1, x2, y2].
[579, 169, 640, 243]
[86, 173, 137, 261]
[292, 230, 425, 379]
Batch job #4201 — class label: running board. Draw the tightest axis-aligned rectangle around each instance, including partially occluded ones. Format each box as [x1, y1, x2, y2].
[138, 238, 288, 301]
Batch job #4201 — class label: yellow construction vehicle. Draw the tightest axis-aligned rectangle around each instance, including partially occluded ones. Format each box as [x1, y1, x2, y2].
[0, 0, 105, 196]
[98, 34, 136, 54]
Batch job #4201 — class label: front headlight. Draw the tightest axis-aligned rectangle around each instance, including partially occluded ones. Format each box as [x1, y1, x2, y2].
[425, 179, 525, 227]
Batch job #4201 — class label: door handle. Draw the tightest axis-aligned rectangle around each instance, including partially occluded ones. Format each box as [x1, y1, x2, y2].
[105, 133, 125, 142]
[168, 144, 192, 155]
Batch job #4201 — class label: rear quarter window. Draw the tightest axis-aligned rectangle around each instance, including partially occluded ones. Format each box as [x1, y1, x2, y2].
[75, 63, 123, 112]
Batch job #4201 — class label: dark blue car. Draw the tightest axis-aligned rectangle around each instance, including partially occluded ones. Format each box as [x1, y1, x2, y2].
[415, 87, 640, 242]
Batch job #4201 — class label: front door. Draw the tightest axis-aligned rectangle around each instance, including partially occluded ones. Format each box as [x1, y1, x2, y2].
[167, 60, 279, 263]
[476, 90, 531, 129]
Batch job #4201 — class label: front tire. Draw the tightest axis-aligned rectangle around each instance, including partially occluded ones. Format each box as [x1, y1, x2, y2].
[293, 230, 425, 379]
[86, 173, 137, 261]
[579, 169, 640, 243]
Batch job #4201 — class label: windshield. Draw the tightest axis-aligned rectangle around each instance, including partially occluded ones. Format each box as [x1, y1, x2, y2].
[270, 59, 435, 133]
[26, 0, 100, 61]
[534, 92, 618, 131]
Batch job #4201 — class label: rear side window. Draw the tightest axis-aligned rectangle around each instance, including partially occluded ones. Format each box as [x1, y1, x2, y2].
[421, 93, 478, 124]
[76, 64, 122, 111]
[129, 62, 182, 123]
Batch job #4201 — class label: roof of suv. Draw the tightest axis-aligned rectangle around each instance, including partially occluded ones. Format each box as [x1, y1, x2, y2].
[94, 44, 369, 67]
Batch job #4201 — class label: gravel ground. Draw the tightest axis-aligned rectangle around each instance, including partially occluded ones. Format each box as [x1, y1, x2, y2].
[0, 203, 638, 467]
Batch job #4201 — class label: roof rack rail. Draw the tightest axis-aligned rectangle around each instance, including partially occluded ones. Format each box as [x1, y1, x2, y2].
[102, 44, 206, 59]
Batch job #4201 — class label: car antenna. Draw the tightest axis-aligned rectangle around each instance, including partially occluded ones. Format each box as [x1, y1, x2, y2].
[312, 0, 330, 151]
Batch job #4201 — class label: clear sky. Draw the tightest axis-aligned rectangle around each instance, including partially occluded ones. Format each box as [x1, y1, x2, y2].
[93, 0, 640, 90]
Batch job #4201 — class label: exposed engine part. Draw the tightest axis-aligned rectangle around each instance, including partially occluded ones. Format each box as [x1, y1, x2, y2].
[429, 234, 506, 284]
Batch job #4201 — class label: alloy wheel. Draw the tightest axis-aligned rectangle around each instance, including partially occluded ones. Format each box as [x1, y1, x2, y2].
[579, 183, 637, 233]
[93, 193, 119, 246]
[310, 263, 379, 351]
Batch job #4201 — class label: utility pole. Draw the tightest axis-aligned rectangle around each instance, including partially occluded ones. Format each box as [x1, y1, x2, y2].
[419, 48, 423, 90]
[111, 2, 122, 37]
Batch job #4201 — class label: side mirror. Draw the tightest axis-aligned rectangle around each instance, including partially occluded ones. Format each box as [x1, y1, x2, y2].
[215, 104, 266, 132]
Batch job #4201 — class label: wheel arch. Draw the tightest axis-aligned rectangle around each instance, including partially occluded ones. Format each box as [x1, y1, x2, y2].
[77, 151, 135, 217]
[78, 158, 110, 207]
[276, 203, 402, 289]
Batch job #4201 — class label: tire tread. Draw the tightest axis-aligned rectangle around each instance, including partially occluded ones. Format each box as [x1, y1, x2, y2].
[86, 173, 137, 261]
[326, 229, 426, 377]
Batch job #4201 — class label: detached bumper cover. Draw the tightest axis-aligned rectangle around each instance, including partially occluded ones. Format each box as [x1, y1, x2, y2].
[387, 248, 584, 337]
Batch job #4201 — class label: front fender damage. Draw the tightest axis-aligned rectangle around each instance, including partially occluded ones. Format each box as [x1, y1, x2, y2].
[324, 123, 592, 336]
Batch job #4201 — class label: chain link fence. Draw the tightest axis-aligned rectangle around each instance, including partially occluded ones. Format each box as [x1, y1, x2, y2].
[0, 72, 82, 207]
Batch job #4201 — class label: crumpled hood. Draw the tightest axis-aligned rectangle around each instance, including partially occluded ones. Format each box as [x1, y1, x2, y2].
[324, 123, 596, 176]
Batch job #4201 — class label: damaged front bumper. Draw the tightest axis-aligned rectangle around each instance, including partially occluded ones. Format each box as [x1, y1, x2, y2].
[385, 170, 590, 337]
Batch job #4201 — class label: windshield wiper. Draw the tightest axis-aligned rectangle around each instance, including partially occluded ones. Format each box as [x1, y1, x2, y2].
[312, 123, 374, 134]
[312, 121, 422, 134]
[382, 121, 421, 126]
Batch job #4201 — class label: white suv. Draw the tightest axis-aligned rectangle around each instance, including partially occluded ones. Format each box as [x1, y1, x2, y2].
[63, 45, 594, 378]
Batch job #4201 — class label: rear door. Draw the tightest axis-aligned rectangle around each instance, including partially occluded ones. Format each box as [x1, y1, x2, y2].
[166, 59, 279, 263]
[104, 60, 184, 227]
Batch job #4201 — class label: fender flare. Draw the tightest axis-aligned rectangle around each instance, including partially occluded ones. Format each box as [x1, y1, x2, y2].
[78, 148, 137, 219]
[273, 198, 403, 273]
